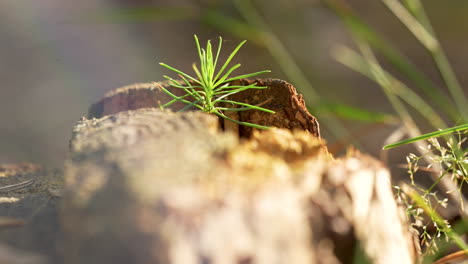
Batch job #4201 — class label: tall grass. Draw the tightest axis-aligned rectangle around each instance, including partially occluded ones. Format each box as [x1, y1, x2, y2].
[325, 0, 468, 258]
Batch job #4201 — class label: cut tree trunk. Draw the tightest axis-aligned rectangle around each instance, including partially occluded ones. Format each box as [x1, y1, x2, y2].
[61, 80, 417, 264]
[60, 79, 417, 264]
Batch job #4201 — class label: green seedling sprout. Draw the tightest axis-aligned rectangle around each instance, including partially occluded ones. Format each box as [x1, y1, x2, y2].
[383, 123, 468, 149]
[158, 35, 274, 129]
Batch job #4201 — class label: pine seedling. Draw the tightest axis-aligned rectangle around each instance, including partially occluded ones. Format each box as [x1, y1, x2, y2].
[158, 35, 274, 129]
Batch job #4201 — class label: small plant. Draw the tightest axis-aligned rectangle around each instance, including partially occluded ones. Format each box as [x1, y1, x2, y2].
[394, 132, 468, 255]
[325, 0, 468, 259]
[158, 35, 274, 129]
[384, 124, 468, 255]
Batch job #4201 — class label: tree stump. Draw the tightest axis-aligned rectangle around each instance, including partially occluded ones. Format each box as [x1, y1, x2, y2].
[58, 79, 417, 263]
[0, 79, 418, 263]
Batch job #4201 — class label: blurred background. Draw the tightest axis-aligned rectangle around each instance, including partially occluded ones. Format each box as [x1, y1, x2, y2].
[0, 0, 466, 172]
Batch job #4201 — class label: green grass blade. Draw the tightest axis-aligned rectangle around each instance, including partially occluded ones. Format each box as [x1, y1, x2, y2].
[166, 82, 202, 90]
[215, 99, 275, 113]
[160, 92, 193, 108]
[178, 99, 203, 112]
[192, 63, 205, 86]
[165, 80, 202, 91]
[233, 0, 355, 143]
[158, 85, 202, 110]
[163, 77, 204, 103]
[213, 84, 268, 101]
[213, 63, 242, 87]
[194, 35, 203, 66]
[178, 75, 204, 100]
[217, 106, 268, 111]
[381, 0, 436, 50]
[354, 40, 423, 144]
[158, 85, 188, 104]
[160, 63, 200, 84]
[214, 85, 266, 98]
[213, 36, 223, 73]
[214, 83, 268, 92]
[322, 101, 398, 124]
[214, 40, 246, 82]
[215, 111, 271, 129]
[383, 123, 468, 149]
[224, 70, 272, 83]
[199, 49, 211, 86]
[333, 46, 447, 130]
[206, 39, 214, 78]
[381, 0, 468, 120]
[201, 42, 212, 85]
[179, 74, 194, 87]
[166, 82, 205, 98]
[164, 76, 204, 100]
[194, 35, 211, 87]
[214, 87, 253, 102]
[406, 188, 468, 252]
[233, 0, 320, 102]
[323, 0, 459, 121]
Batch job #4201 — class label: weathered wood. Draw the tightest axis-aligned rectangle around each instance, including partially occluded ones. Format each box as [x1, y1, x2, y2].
[63, 104, 416, 264]
[227, 79, 320, 137]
